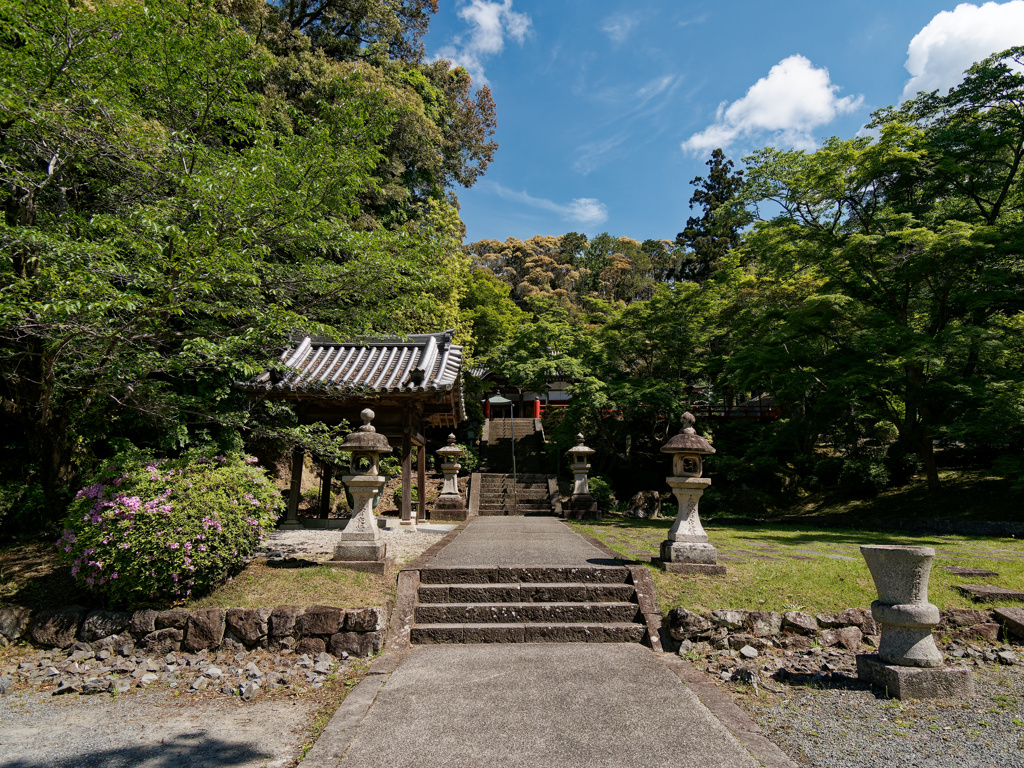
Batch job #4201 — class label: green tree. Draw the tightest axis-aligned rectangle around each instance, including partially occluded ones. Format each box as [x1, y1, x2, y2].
[675, 148, 750, 284]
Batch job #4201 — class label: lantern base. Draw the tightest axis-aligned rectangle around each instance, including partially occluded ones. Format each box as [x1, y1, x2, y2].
[652, 559, 727, 576]
[564, 496, 600, 520]
[660, 540, 719, 563]
[332, 541, 387, 561]
[856, 654, 974, 699]
[432, 496, 468, 521]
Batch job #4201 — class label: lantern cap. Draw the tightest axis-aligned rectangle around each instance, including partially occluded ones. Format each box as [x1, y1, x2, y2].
[437, 433, 464, 455]
[339, 408, 392, 453]
[566, 433, 596, 457]
[661, 412, 715, 455]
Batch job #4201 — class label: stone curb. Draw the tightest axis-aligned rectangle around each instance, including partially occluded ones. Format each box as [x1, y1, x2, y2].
[658, 653, 799, 768]
[299, 671, 390, 768]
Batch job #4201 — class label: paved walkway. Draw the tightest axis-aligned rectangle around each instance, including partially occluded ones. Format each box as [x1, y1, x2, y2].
[304, 517, 792, 768]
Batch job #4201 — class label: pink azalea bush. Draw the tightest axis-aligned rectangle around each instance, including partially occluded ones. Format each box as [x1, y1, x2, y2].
[58, 453, 282, 606]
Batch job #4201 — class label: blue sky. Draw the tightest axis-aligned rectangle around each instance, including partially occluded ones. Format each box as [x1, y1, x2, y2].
[423, 1, 1024, 244]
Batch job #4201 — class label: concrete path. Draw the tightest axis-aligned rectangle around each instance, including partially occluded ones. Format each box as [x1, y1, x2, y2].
[426, 516, 617, 567]
[303, 517, 793, 768]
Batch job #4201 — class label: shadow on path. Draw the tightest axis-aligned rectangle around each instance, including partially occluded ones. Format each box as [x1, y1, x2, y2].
[0, 733, 271, 768]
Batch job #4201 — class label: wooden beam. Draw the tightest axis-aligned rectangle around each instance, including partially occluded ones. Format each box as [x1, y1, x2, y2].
[318, 460, 333, 520]
[417, 442, 427, 521]
[281, 446, 304, 529]
[401, 408, 413, 524]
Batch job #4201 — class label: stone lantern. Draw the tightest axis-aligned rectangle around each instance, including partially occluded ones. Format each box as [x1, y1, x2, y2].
[327, 409, 392, 572]
[432, 434, 468, 521]
[856, 545, 974, 699]
[564, 434, 599, 520]
[654, 412, 725, 575]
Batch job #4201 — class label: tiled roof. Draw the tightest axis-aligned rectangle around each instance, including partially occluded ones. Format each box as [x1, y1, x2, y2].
[249, 330, 463, 395]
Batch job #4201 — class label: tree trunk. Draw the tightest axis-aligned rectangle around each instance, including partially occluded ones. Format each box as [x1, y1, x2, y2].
[918, 432, 940, 493]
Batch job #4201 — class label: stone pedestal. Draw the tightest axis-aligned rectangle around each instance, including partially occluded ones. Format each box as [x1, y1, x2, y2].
[564, 496, 599, 521]
[432, 496, 468, 521]
[856, 655, 974, 700]
[856, 545, 972, 698]
[654, 476, 725, 575]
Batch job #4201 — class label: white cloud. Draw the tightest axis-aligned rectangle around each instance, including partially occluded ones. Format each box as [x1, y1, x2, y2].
[903, 1, 1024, 100]
[489, 183, 609, 226]
[573, 134, 629, 175]
[434, 0, 531, 86]
[681, 55, 863, 155]
[602, 13, 639, 43]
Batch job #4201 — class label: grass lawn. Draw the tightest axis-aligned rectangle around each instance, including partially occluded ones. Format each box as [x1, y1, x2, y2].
[0, 541, 395, 612]
[570, 516, 1024, 616]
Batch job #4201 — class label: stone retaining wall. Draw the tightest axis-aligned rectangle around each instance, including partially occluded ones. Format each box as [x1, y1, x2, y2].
[667, 606, 1012, 652]
[0, 603, 387, 658]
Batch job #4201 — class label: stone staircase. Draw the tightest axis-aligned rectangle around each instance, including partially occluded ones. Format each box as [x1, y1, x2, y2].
[481, 417, 545, 474]
[476, 473, 553, 516]
[409, 565, 648, 644]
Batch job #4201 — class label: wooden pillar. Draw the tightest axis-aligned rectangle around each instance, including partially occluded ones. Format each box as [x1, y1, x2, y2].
[318, 460, 333, 519]
[417, 442, 427, 521]
[281, 446, 304, 529]
[401, 408, 413, 524]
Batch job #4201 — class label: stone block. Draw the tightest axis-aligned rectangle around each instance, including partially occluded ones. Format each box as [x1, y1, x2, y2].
[269, 606, 304, 638]
[856, 654, 974, 699]
[961, 623, 1001, 643]
[995, 607, 1024, 640]
[332, 541, 386, 562]
[419, 567, 498, 584]
[225, 608, 271, 646]
[710, 609, 748, 629]
[79, 610, 130, 643]
[0, 606, 32, 642]
[185, 608, 225, 651]
[298, 606, 346, 636]
[416, 585, 450, 604]
[783, 611, 818, 634]
[296, 637, 327, 656]
[346, 606, 387, 632]
[30, 606, 85, 648]
[129, 609, 157, 637]
[747, 611, 783, 637]
[155, 608, 189, 629]
[942, 608, 992, 628]
[941, 567, 998, 577]
[654, 560, 727, 576]
[586, 583, 635, 602]
[821, 626, 863, 650]
[660, 540, 719, 564]
[727, 633, 772, 652]
[667, 607, 712, 641]
[519, 584, 585, 602]
[817, 608, 876, 634]
[779, 635, 814, 651]
[409, 625, 464, 644]
[463, 624, 526, 643]
[328, 630, 384, 657]
[142, 627, 183, 655]
[431, 497, 468, 521]
[956, 584, 1024, 602]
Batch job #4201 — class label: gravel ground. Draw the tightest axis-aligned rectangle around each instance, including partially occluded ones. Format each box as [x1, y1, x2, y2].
[0, 681, 323, 768]
[720, 651, 1024, 767]
[262, 520, 456, 565]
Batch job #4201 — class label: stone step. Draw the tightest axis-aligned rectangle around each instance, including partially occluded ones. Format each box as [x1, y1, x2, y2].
[415, 602, 639, 625]
[411, 622, 646, 644]
[418, 566, 632, 585]
[417, 582, 636, 604]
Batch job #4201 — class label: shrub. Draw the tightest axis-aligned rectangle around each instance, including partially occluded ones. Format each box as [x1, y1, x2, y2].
[57, 452, 283, 606]
[588, 474, 617, 511]
[839, 456, 890, 495]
